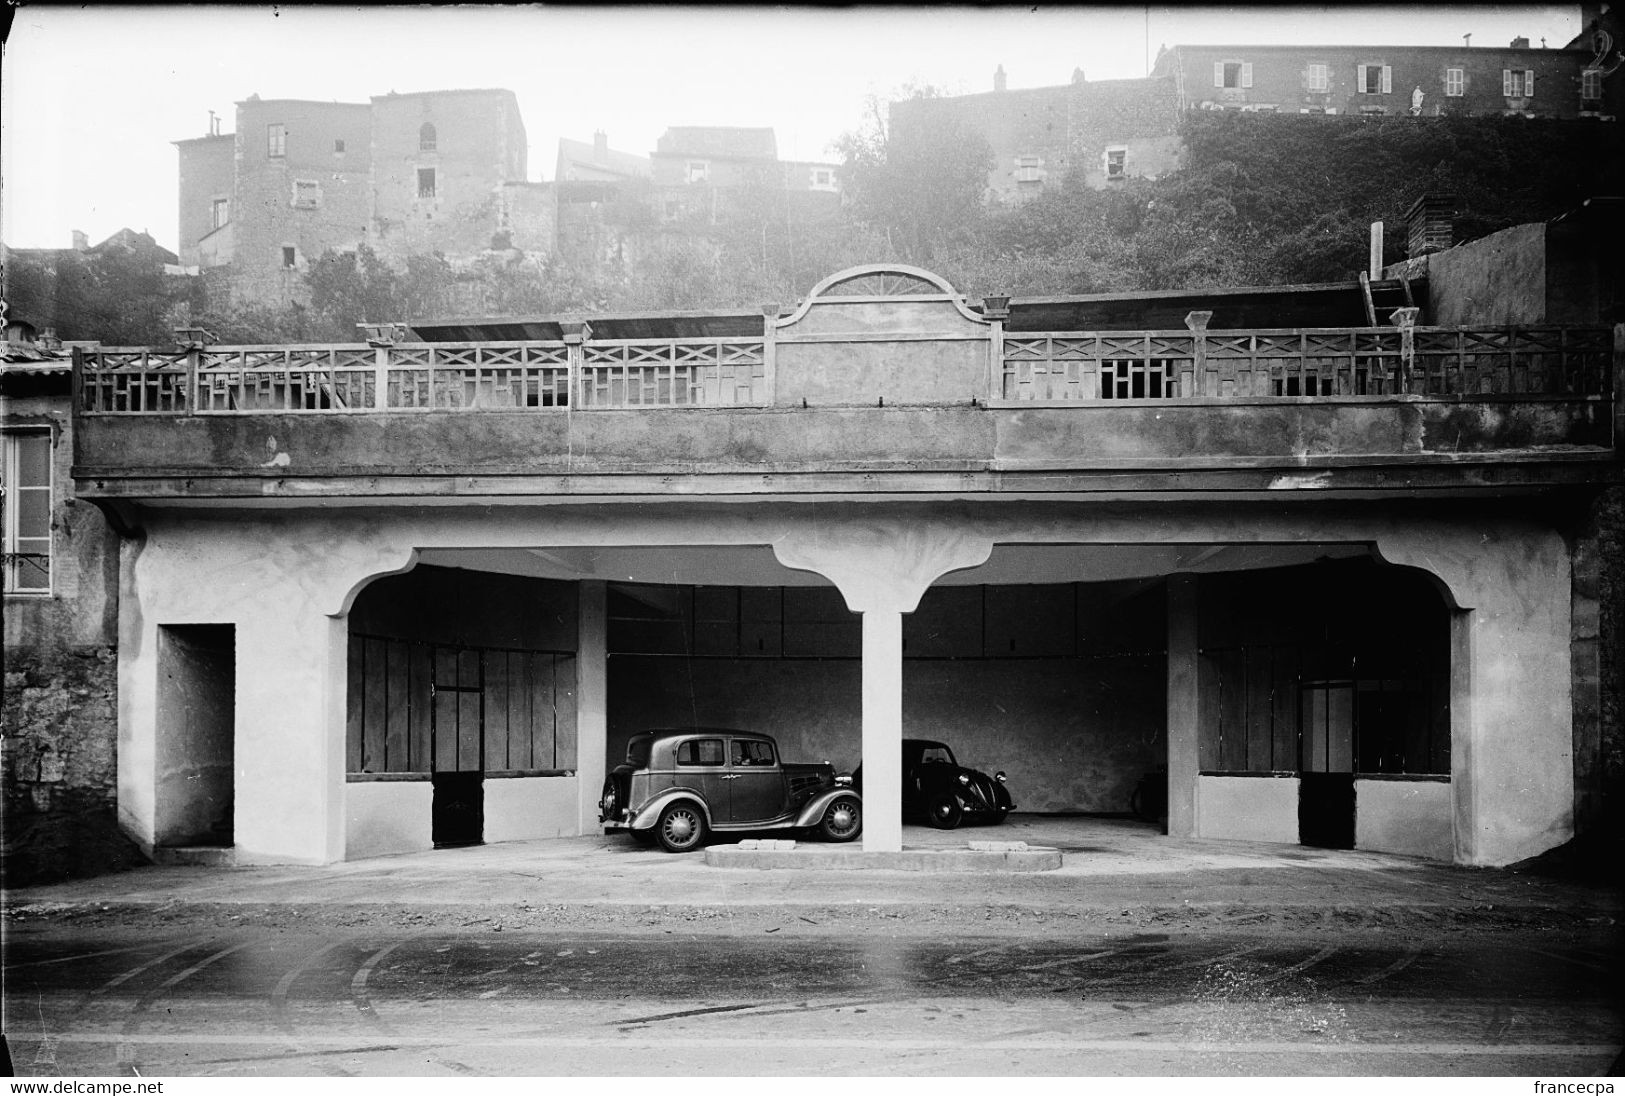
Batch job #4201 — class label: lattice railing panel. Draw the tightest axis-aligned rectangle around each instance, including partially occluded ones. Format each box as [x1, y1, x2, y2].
[1001, 326, 1613, 401]
[579, 339, 766, 408]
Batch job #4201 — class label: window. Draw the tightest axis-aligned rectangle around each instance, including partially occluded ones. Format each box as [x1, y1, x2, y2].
[417, 167, 437, 199]
[419, 122, 437, 152]
[676, 739, 724, 766]
[281, 246, 297, 268]
[731, 739, 775, 767]
[291, 180, 321, 209]
[1445, 67, 1465, 97]
[3, 432, 52, 595]
[1013, 155, 1044, 183]
[267, 123, 286, 158]
[1582, 69, 1602, 102]
[1357, 64, 1392, 94]
[334, 138, 346, 154]
[210, 197, 229, 230]
[809, 167, 835, 190]
[1103, 147, 1127, 179]
[1214, 60, 1253, 88]
[685, 160, 709, 184]
[1503, 68, 1535, 98]
[1307, 63, 1329, 92]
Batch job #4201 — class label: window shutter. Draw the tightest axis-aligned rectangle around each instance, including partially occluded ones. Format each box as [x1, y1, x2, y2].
[1214, 61, 1225, 87]
[1381, 65, 1392, 94]
[1357, 64, 1368, 92]
[1525, 69, 1535, 97]
[1241, 62, 1254, 88]
[1503, 69, 1513, 96]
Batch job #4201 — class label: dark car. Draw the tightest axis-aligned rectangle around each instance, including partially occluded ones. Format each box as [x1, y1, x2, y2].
[854, 738, 1014, 829]
[598, 729, 862, 853]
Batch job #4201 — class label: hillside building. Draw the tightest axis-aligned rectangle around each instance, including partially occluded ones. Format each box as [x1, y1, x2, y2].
[174, 89, 539, 307]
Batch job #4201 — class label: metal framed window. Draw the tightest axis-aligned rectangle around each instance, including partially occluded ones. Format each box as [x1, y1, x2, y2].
[419, 123, 437, 152]
[1503, 68, 1535, 97]
[3, 432, 52, 595]
[267, 123, 286, 158]
[1445, 68, 1465, 96]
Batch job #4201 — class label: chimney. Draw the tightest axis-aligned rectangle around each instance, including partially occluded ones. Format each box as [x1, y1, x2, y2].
[71, 229, 89, 251]
[1072, 67, 1087, 85]
[593, 129, 608, 162]
[1405, 193, 1456, 258]
[1510, 36, 1530, 48]
[994, 64, 1007, 92]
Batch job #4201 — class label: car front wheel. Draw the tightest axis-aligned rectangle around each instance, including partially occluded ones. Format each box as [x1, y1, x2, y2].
[655, 802, 707, 853]
[818, 796, 862, 842]
[928, 794, 964, 829]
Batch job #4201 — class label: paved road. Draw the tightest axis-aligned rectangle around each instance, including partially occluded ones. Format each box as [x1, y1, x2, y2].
[5, 923, 1620, 1076]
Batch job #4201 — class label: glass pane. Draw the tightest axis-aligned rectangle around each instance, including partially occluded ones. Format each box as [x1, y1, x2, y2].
[16, 436, 51, 484]
[17, 489, 49, 536]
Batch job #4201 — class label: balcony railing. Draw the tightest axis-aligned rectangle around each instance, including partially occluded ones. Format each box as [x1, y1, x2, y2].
[75, 324, 1614, 415]
[1000, 326, 1616, 401]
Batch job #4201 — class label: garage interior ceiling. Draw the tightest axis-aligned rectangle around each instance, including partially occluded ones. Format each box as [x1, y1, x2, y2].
[413, 542, 1373, 588]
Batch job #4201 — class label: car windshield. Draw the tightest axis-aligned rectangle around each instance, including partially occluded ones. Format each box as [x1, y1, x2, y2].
[918, 743, 955, 766]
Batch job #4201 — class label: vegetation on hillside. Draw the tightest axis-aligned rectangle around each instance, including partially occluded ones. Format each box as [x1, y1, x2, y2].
[11, 107, 1618, 345]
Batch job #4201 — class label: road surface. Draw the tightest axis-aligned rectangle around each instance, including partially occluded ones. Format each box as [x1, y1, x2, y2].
[5, 920, 1620, 1076]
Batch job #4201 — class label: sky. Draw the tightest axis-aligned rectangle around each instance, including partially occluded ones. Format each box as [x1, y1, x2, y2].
[0, 4, 1584, 255]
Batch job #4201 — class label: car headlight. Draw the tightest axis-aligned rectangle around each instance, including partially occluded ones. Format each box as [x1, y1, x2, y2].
[958, 773, 971, 785]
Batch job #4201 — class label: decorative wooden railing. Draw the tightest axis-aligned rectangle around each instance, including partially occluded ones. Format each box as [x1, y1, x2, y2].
[75, 325, 1614, 414]
[1000, 326, 1616, 402]
[78, 338, 766, 414]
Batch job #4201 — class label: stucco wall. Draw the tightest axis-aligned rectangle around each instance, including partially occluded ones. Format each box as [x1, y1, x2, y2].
[345, 780, 432, 859]
[483, 776, 579, 842]
[1424, 222, 1549, 325]
[1355, 777, 1453, 859]
[606, 654, 1163, 813]
[1198, 774, 1299, 843]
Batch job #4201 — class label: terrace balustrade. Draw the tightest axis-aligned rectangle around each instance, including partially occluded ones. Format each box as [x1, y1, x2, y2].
[75, 323, 1615, 415]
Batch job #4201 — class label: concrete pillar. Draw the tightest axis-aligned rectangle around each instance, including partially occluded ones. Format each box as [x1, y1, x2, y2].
[861, 609, 905, 851]
[773, 517, 994, 853]
[1380, 524, 1573, 866]
[576, 580, 609, 835]
[1165, 573, 1199, 838]
[234, 610, 348, 864]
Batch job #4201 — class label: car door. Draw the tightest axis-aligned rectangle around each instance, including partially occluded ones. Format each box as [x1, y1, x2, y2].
[727, 737, 788, 823]
[674, 736, 729, 819]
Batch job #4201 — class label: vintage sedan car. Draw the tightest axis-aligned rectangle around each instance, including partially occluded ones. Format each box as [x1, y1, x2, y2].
[599, 729, 862, 853]
[855, 738, 1014, 829]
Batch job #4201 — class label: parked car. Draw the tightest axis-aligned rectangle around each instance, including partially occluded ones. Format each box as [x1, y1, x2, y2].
[599, 728, 862, 853]
[854, 738, 1014, 829]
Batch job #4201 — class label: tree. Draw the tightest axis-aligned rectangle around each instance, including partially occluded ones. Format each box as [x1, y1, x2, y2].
[835, 86, 995, 264]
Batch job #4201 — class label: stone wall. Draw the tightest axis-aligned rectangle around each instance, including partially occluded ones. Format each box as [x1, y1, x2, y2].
[3, 378, 134, 885]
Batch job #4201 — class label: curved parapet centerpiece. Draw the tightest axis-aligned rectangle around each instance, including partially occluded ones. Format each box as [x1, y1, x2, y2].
[772, 264, 994, 408]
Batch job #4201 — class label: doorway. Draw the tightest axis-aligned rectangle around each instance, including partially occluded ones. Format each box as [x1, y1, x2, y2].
[155, 624, 235, 847]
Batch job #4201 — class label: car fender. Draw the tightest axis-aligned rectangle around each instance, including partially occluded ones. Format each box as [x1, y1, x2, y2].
[627, 790, 712, 832]
[794, 787, 861, 829]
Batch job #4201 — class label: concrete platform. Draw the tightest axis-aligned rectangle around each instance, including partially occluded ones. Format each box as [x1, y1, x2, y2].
[705, 838, 1063, 872]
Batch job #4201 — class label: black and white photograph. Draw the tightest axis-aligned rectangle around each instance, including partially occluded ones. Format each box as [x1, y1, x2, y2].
[1, 2, 1621, 1084]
